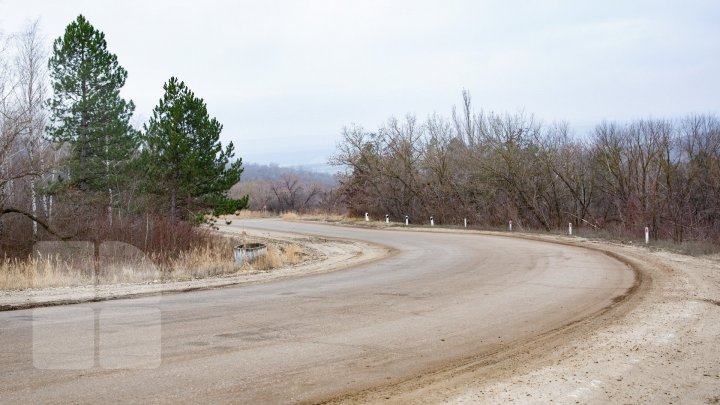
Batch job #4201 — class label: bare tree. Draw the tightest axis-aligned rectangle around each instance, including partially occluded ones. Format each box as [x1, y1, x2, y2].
[14, 20, 49, 240]
[0, 22, 59, 247]
[331, 90, 720, 244]
[269, 175, 322, 212]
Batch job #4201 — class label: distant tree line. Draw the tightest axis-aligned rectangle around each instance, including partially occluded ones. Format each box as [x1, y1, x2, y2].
[230, 164, 340, 213]
[239, 163, 337, 185]
[0, 16, 246, 258]
[332, 91, 720, 243]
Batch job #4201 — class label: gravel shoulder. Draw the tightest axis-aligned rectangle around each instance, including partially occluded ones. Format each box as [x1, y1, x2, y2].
[0, 224, 390, 311]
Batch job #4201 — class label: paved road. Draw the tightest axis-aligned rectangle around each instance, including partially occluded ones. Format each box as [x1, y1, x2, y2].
[0, 220, 634, 403]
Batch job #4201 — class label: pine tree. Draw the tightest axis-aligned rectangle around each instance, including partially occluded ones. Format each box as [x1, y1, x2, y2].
[143, 77, 245, 221]
[47, 15, 137, 203]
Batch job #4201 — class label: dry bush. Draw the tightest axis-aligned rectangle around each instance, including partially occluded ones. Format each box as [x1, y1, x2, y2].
[0, 200, 215, 263]
[0, 214, 36, 258]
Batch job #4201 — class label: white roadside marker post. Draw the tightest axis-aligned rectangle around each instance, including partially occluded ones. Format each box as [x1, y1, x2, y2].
[509, 220, 512, 231]
[430, 216, 434, 226]
[569, 222, 573, 236]
[464, 218, 467, 228]
[405, 215, 409, 226]
[645, 226, 650, 244]
[385, 214, 389, 224]
[365, 212, 369, 222]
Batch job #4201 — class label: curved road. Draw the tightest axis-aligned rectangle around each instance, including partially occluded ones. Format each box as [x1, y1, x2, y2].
[0, 219, 634, 403]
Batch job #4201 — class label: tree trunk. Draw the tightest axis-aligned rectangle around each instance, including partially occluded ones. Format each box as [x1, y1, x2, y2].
[31, 179, 38, 241]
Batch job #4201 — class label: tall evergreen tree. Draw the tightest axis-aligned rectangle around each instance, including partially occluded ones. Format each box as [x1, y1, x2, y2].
[143, 77, 245, 221]
[47, 15, 137, 201]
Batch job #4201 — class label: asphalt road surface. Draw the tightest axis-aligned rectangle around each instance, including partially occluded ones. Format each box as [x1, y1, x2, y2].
[0, 219, 634, 403]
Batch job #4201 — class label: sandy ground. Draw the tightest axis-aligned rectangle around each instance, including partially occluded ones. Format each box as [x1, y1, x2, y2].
[0, 226, 389, 311]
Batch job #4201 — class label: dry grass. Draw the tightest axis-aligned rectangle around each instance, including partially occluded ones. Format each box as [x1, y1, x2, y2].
[1, 253, 170, 290]
[282, 244, 304, 265]
[648, 239, 720, 256]
[280, 210, 347, 222]
[0, 256, 92, 290]
[159, 238, 238, 280]
[280, 211, 300, 220]
[245, 242, 306, 271]
[0, 236, 309, 291]
[299, 212, 347, 222]
[252, 245, 283, 270]
[224, 210, 347, 223]
[232, 210, 274, 219]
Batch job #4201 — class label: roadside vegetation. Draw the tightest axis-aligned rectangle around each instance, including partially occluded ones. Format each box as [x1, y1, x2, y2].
[330, 91, 720, 248]
[230, 163, 341, 214]
[0, 229, 306, 290]
[0, 16, 248, 287]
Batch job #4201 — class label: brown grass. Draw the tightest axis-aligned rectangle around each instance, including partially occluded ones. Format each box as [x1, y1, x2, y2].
[647, 239, 720, 256]
[0, 235, 309, 291]
[299, 213, 347, 222]
[280, 210, 347, 222]
[0, 256, 91, 290]
[224, 210, 347, 222]
[247, 242, 306, 271]
[280, 211, 300, 220]
[252, 245, 283, 270]
[281, 244, 304, 265]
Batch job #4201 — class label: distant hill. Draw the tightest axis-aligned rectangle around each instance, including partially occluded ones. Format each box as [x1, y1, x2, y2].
[240, 163, 338, 187]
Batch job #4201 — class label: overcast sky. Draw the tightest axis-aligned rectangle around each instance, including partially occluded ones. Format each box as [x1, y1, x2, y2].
[2, 1, 719, 170]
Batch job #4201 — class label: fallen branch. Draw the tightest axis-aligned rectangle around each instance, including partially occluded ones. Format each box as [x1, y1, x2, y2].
[0, 207, 72, 240]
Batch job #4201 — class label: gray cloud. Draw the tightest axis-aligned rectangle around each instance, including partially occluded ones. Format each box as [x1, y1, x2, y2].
[2, 0, 718, 167]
